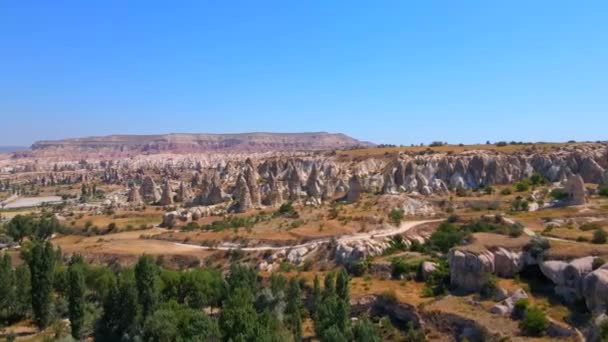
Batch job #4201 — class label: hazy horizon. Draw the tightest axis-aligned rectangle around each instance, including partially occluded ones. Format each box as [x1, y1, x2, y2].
[2, 1, 607, 146]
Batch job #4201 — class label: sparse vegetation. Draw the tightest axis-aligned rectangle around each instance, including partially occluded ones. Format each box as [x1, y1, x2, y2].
[520, 306, 548, 336]
[389, 208, 404, 226]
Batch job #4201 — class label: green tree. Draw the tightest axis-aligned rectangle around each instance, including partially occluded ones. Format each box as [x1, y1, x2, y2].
[321, 324, 348, 342]
[312, 275, 322, 315]
[0, 253, 15, 317]
[178, 268, 224, 308]
[286, 277, 303, 341]
[14, 264, 31, 317]
[353, 318, 381, 342]
[323, 272, 335, 299]
[6, 214, 35, 243]
[29, 240, 55, 329]
[219, 287, 258, 341]
[95, 271, 139, 342]
[135, 255, 159, 319]
[143, 308, 179, 342]
[335, 268, 350, 302]
[67, 260, 86, 339]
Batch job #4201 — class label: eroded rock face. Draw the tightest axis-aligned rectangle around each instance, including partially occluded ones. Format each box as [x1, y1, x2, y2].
[334, 239, 390, 265]
[140, 176, 161, 203]
[494, 248, 525, 278]
[233, 174, 252, 213]
[448, 250, 495, 292]
[346, 174, 363, 203]
[175, 182, 192, 203]
[540, 256, 596, 303]
[490, 288, 528, 316]
[564, 174, 587, 205]
[583, 266, 608, 314]
[126, 184, 143, 205]
[305, 164, 324, 204]
[244, 159, 261, 207]
[158, 180, 174, 206]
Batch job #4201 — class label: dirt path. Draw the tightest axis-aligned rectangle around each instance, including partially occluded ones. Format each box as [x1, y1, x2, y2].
[171, 219, 442, 252]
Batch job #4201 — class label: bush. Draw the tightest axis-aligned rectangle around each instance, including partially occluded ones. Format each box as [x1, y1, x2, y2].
[427, 223, 465, 253]
[515, 180, 530, 192]
[520, 306, 548, 336]
[276, 202, 298, 218]
[495, 141, 508, 147]
[500, 188, 512, 196]
[512, 298, 530, 319]
[592, 258, 606, 270]
[550, 188, 568, 200]
[389, 208, 405, 226]
[599, 184, 608, 197]
[523, 237, 550, 258]
[592, 228, 607, 244]
[480, 274, 499, 298]
[580, 222, 600, 231]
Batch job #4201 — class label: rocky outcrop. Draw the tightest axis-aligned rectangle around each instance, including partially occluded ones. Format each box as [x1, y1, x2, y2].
[564, 174, 587, 205]
[175, 182, 192, 203]
[334, 239, 390, 265]
[244, 159, 261, 207]
[582, 266, 608, 314]
[420, 261, 438, 280]
[305, 164, 324, 205]
[540, 256, 596, 303]
[126, 184, 143, 205]
[490, 289, 528, 315]
[233, 174, 253, 213]
[448, 250, 495, 292]
[346, 174, 363, 203]
[139, 176, 161, 203]
[158, 181, 174, 206]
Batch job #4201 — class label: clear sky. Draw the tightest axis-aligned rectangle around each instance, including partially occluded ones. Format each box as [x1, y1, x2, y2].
[1, 1, 607, 146]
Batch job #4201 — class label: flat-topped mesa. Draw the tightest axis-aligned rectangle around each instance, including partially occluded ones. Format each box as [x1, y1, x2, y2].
[27, 132, 373, 158]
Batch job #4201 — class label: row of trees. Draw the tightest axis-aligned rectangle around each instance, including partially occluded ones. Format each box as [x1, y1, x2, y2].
[1, 240, 383, 341]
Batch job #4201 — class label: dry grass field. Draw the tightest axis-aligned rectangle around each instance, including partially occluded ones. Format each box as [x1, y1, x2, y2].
[338, 142, 573, 159]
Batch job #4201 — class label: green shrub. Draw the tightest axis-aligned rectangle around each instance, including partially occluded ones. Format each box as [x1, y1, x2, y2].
[500, 188, 512, 196]
[512, 298, 530, 319]
[427, 223, 465, 253]
[550, 188, 568, 200]
[515, 180, 530, 192]
[592, 257, 606, 270]
[592, 228, 607, 244]
[389, 208, 405, 226]
[520, 306, 548, 336]
[599, 184, 608, 197]
[580, 222, 601, 231]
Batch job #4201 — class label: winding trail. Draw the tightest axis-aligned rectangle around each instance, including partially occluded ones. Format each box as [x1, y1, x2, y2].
[171, 219, 442, 252]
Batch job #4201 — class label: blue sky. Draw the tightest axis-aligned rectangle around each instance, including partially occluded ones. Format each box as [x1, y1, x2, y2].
[1, 1, 606, 146]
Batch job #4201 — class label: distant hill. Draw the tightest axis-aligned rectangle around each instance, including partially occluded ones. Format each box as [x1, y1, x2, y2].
[22, 132, 374, 158]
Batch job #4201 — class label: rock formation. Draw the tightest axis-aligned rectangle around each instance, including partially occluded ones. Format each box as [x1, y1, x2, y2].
[139, 176, 161, 203]
[234, 174, 253, 213]
[564, 174, 586, 205]
[346, 174, 363, 203]
[158, 180, 174, 206]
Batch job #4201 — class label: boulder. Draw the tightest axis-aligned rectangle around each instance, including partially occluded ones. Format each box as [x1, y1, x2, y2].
[448, 250, 494, 293]
[582, 267, 608, 314]
[420, 261, 437, 280]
